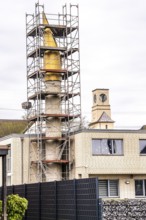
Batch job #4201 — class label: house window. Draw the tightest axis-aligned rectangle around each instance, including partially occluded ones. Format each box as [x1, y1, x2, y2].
[92, 139, 123, 155]
[139, 140, 146, 154]
[135, 180, 146, 196]
[99, 180, 119, 197]
[7, 149, 11, 173]
[7, 175, 11, 186]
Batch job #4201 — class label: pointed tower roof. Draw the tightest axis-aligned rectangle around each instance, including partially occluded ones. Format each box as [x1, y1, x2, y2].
[97, 112, 114, 123]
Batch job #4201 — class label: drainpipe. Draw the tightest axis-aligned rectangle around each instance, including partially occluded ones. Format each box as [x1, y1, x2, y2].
[21, 138, 24, 184]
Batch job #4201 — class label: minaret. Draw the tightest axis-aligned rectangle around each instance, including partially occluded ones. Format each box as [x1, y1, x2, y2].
[25, 3, 81, 182]
[43, 13, 62, 181]
[89, 89, 114, 129]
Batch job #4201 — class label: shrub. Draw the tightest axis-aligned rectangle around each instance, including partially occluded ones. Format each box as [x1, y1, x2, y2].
[7, 194, 28, 220]
[0, 194, 28, 220]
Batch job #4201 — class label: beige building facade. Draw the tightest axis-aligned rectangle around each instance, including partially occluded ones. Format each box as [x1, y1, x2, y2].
[0, 134, 30, 186]
[1, 128, 146, 199]
[70, 128, 146, 199]
[70, 89, 146, 199]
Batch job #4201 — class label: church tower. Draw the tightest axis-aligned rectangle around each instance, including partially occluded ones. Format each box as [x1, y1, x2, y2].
[89, 89, 114, 129]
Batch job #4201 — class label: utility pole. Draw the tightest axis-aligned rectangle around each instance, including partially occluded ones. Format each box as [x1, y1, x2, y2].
[0, 146, 9, 220]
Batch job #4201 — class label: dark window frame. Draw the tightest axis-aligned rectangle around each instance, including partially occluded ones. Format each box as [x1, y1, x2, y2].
[135, 179, 146, 197]
[92, 139, 123, 155]
[7, 144, 11, 173]
[99, 179, 119, 198]
[139, 140, 146, 155]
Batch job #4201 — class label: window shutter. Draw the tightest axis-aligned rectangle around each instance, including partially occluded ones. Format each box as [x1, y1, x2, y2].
[99, 180, 108, 197]
[109, 180, 118, 197]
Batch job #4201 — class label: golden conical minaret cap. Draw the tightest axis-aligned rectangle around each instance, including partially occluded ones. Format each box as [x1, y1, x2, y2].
[43, 13, 61, 81]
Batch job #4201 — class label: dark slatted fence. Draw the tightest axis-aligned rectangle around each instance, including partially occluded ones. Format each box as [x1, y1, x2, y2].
[0, 178, 100, 220]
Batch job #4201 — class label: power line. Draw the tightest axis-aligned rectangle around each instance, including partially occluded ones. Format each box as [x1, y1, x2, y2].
[0, 108, 146, 115]
[83, 111, 146, 115]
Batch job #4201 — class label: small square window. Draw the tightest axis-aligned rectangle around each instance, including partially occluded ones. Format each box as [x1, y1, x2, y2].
[139, 140, 146, 154]
[99, 180, 119, 197]
[7, 175, 11, 186]
[99, 180, 108, 197]
[135, 180, 146, 197]
[7, 148, 11, 173]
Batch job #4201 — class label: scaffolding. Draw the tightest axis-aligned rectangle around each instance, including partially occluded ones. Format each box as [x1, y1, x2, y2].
[25, 3, 81, 182]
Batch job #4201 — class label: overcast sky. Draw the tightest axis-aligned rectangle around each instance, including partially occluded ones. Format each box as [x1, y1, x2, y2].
[0, 0, 146, 129]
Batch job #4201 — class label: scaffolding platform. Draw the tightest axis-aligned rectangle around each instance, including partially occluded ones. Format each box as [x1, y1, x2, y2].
[28, 113, 80, 122]
[31, 159, 69, 165]
[28, 91, 79, 100]
[27, 24, 77, 38]
[28, 69, 78, 80]
[27, 46, 66, 58]
[30, 137, 67, 142]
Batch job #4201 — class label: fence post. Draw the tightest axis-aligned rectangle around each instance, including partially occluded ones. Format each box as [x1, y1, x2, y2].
[24, 184, 27, 220]
[98, 199, 103, 220]
[12, 185, 14, 194]
[55, 181, 57, 220]
[95, 178, 102, 220]
[39, 183, 41, 220]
